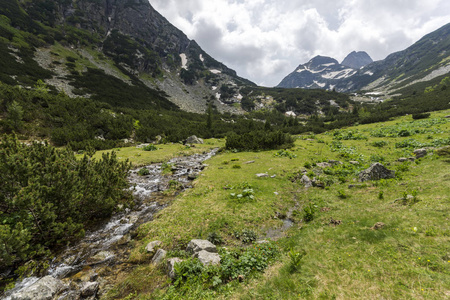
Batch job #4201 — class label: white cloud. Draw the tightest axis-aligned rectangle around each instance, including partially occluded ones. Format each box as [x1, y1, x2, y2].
[149, 0, 450, 86]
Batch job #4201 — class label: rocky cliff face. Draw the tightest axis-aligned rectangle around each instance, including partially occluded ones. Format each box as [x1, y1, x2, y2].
[0, 0, 254, 113]
[278, 23, 450, 94]
[341, 51, 373, 69]
[277, 55, 358, 90]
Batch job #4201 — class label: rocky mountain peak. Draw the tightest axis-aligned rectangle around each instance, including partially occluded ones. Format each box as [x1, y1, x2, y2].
[305, 56, 339, 69]
[341, 51, 373, 69]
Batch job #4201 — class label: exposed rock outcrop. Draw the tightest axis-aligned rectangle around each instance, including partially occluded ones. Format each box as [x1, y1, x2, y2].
[358, 163, 395, 182]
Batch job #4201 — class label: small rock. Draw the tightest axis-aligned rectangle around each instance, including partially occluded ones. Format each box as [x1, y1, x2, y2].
[194, 250, 221, 266]
[316, 162, 332, 168]
[445, 115, 450, 118]
[328, 160, 343, 165]
[167, 258, 183, 279]
[145, 240, 162, 254]
[413, 148, 427, 158]
[358, 163, 395, 182]
[86, 251, 115, 266]
[151, 249, 167, 265]
[371, 222, 386, 230]
[80, 281, 99, 297]
[398, 158, 408, 162]
[256, 173, 269, 178]
[274, 192, 279, 196]
[301, 175, 312, 188]
[185, 135, 204, 144]
[188, 173, 198, 180]
[270, 175, 276, 178]
[256, 240, 270, 244]
[186, 239, 217, 254]
[349, 161, 360, 165]
[245, 160, 255, 164]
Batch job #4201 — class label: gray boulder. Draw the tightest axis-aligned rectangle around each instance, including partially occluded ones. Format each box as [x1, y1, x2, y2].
[358, 163, 395, 182]
[10, 276, 66, 300]
[413, 148, 427, 158]
[151, 249, 167, 265]
[316, 162, 332, 168]
[80, 281, 99, 297]
[186, 239, 217, 254]
[185, 135, 204, 144]
[145, 240, 162, 254]
[194, 250, 221, 266]
[300, 175, 313, 188]
[166, 258, 183, 279]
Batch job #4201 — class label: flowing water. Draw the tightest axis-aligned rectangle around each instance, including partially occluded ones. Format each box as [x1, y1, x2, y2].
[2, 149, 218, 300]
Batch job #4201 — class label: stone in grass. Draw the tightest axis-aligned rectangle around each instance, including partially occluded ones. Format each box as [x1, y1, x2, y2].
[151, 249, 167, 265]
[413, 148, 427, 159]
[167, 258, 183, 279]
[194, 250, 221, 266]
[358, 163, 395, 182]
[256, 173, 269, 178]
[186, 239, 217, 254]
[371, 222, 386, 230]
[145, 240, 162, 254]
[301, 175, 313, 188]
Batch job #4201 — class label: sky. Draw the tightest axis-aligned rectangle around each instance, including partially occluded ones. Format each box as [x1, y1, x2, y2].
[149, 0, 450, 87]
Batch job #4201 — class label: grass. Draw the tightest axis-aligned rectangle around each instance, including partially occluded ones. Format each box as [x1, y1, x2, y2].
[77, 139, 224, 167]
[104, 110, 450, 299]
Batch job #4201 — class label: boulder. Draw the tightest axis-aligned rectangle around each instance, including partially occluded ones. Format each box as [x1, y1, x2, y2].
[145, 240, 162, 254]
[151, 249, 167, 265]
[186, 239, 217, 254]
[185, 135, 204, 144]
[80, 281, 99, 297]
[166, 258, 183, 279]
[316, 162, 332, 168]
[86, 251, 115, 266]
[300, 175, 313, 188]
[194, 250, 221, 266]
[10, 276, 66, 300]
[358, 163, 395, 182]
[371, 222, 386, 230]
[413, 148, 427, 158]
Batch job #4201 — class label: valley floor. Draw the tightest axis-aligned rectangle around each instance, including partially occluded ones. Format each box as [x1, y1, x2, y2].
[101, 110, 450, 299]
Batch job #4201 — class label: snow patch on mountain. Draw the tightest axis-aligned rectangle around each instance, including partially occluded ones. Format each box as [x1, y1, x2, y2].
[180, 53, 188, 70]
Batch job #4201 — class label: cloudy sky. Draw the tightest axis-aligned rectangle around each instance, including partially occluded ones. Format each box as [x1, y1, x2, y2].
[149, 0, 450, 87]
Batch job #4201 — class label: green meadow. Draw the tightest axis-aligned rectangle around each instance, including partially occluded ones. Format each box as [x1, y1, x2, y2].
[105, 110, 450, 300]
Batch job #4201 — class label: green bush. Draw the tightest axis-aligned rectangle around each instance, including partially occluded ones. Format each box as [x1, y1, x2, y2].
[138, 168, 150, 176]
[142, 144, 158, 151]
[0, 135, 131, 266]
[226, 130, 294, 151]
[412, 113, 430, 120]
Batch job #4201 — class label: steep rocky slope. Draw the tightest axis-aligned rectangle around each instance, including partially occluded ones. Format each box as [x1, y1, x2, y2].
[0, 0, 254, 113]
[278, 23, 450, 94]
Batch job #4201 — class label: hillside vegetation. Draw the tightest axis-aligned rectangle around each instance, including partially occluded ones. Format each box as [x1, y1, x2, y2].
[101, 110, 450, 299]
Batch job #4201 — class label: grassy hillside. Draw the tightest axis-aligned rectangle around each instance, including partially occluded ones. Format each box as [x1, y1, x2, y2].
[103, 109, 450, 299]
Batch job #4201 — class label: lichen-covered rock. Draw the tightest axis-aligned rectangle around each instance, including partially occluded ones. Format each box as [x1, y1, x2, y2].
[80, 281, 99, 297]
[9, 276, 66, 300]
[145, 240, 162, 254]
[194, 250, 221, 266]
[300, 175, 312, 188]
[185, 135, 204, 144]
[186, 239, 217, 254]
[358, 163, 395, 182]
[166, 258, 183, 279]
[151, 249, 167, 265]
[413, 148, 427, 158]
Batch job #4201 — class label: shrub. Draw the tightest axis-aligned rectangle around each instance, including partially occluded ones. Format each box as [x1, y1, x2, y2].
[138, 168, 150, 176]
[142, 144, 157, 151]
[371, 141, 388, 148]
[273, 149, 297, 159]
[0, 135, 131, 266]
[303, 203, 316, 222]
[226, 130, 294, 151]
[207, 232, 223, 245]
[412, 113, 430, 120]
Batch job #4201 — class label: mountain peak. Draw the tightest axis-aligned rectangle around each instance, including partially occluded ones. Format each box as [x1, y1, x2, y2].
[341, 51, 373, 69]
[307, 56, 339, 69]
